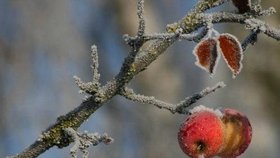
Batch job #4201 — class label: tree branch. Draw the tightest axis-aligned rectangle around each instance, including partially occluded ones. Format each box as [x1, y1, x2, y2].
[11, 0, 280, 157]
[90, 45, 101, 84]
[242, 30, 260, 51]
[73, 45, 101, 95]
[65, 128, 113, 158]
[137, 0, 145, 37]
[141, 27, 208, 42]
[245, 18, 280, 41]
[119, 82, 226, 114]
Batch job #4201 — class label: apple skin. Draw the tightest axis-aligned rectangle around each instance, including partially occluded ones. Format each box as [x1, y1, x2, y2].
[218, 108, 252, 158]
[178, 106, 252, 158]
[178, 109, 224, 158]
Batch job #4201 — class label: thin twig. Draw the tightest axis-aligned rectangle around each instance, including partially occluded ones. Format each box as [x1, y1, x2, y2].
[255, 7, 276, 17]
[242, 30, 260, 51]
[142, 27, 208, 42]
[73, 75, 100, 95]
[137, 0, 145, 37]
[91, 45, 101, 84]
[175, 82, 226, 114]
[11, 0, 280, 157]
[65, 128, 113, 158]
[73, 45, 101, 95]
[119, 82, 226, 114]
[192, 27, 209, 42]
[245, 18, 280, 41]
[73, 77, 97, 95]
[123, 0, 146, 52]
[120, 87, 175, 112]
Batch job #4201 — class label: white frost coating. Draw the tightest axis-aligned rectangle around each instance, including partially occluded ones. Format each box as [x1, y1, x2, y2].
[190, 105, 223, 118]
[245, 18, 267, 32]
[198, 154, 205, 158]
[37, 134, 44, 141]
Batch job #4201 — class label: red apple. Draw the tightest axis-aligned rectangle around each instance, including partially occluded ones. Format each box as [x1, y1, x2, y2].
[178, 106, 224, 158]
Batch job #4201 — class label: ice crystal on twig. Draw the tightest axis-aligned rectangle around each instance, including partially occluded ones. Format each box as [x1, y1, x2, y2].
[120, 82, 226, 114]
[65, 128, 113, 158]
[90, 45, 101, 84]
[74, 45, 102, 95]
[137, 0, 145, 37]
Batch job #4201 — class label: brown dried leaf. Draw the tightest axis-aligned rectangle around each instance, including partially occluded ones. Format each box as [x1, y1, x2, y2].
[217, 33, 243, 78]
[193, 38, 219, 75]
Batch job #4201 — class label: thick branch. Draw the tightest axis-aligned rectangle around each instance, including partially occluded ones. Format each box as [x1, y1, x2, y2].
[15, 0, 278, 157]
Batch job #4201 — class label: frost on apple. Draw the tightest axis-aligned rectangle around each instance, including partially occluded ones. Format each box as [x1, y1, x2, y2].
[189, 105, 223, 118]
[178, 107, 224, 158]
[178, 106, 252, 158]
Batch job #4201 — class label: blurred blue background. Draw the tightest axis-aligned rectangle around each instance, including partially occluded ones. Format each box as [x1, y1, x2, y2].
[1, 0, 280, 157]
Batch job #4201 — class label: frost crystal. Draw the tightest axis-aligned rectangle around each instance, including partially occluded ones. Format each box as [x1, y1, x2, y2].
[190, 105, 223, 118]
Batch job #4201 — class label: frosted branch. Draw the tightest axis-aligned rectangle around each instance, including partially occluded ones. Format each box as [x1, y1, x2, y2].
[65, 128, 113, 158]
[73, 45, 101, 95]
[242, 30, 260, 51]
[91, 45, 101, 84]
[204, 12, 280, 43]
[137, 0, 145, 37]
[119, 82, 226, 114]
[11, 0, 280, 157]
[142, 27, 209, 42]
[73, 76, 99, 95]
[123, 0, 146, 51]
[175, 82, 226, 114]
[245, 18, 280, 41]
[256, 7, 276, 16]
[120, 87, 175, 112]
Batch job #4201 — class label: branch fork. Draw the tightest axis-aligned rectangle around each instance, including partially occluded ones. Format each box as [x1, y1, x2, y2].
[65, 128, 113, 158]
[11, 0, 280, 158]
[119, 82, 226, 115]
[74, 45, 101, 96]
